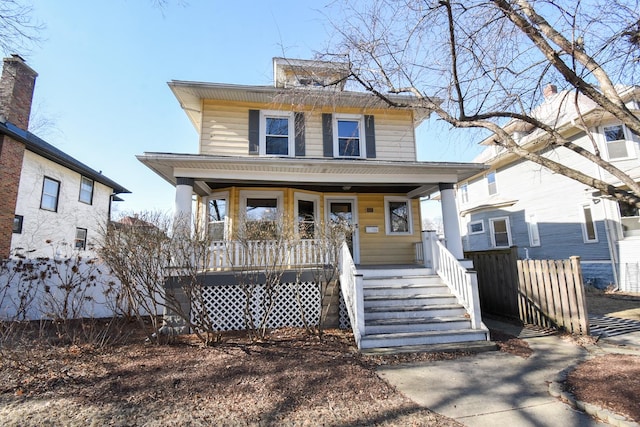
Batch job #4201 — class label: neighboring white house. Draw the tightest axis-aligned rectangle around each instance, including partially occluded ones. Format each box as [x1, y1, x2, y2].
[458, 84, 640, 293]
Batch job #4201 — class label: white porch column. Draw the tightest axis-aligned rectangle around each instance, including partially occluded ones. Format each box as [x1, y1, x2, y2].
[174, 177, 194, 233]
[439, 183, 464, 259]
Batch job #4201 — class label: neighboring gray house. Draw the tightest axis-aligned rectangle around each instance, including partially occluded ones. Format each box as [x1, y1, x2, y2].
[457, 85, 640, 293]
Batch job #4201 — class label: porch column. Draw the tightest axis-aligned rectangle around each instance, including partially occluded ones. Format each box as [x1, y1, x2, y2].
[439, 183, 464, 259]
[174, 177, 194, 233]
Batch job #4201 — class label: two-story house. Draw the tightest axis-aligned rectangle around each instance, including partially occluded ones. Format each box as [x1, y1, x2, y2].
[138, 58, 490, 350]
[0, 55, 129, 258]
[458, 84, 640, 293]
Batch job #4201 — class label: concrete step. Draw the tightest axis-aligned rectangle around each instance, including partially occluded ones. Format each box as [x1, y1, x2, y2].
[365, 316, 472, 334]
[360, 340, 497, 355]
[360, 329, 490, 349]
[364, 294, 457, 308]
[362, 275, 442, 287]
[364, 304, 466, 320]
[363, 283, 449, 297]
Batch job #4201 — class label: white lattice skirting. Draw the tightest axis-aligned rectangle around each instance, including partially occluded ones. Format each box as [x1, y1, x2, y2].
[191, 281, 322, 331]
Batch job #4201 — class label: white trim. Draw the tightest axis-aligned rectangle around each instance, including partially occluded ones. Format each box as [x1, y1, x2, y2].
[332, 113, 366, 159]
[206, 191, 229, 240]
[384, 196, 413, 235]
[489, 216, 511, 248]
[468, 220, 484, 235]
[325, 196, 360, 263]
[294, 192, 320, 237]
[580, 203, 599, 243]
[259, 110, 294, 157]
[526, 213, 541, 247]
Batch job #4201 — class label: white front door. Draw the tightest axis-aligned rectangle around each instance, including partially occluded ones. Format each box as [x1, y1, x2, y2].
[326, 197, 360, 264]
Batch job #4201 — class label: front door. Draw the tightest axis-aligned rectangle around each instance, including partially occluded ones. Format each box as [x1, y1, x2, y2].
[327, 198, 359, 264]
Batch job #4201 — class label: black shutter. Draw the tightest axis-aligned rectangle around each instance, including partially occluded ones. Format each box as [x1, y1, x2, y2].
[322, 113, 333, 157]
[248, 109, 259, 155]
[294, 112, 305, 156]
[364, 115, 376, 159]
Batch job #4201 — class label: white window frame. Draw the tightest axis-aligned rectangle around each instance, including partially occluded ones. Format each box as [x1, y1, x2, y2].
[79, 176, 94, 205]
[468, 220, 484, 235]
[240, 190, 284, 222]
[75, 227, 87, 250]
[459, 183, 469, 203]
[384, 197, 413, 235]
[489, 216, 511, 248]
[526, 213, 541, 247]
[41, 176, 60, 212]
[206, 191, 229, 241]
[294, 192, 320, 238]
[486, 171, 497, 195]
[580, 204, 599, 243]
[259, 110, 294, 157]
[333, 113, 366, 159]
[602, 123, 636, 161]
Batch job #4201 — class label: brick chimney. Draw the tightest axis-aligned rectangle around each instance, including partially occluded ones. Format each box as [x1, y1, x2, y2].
[0, 55, 38, 257]
[543, 83, 558, 99]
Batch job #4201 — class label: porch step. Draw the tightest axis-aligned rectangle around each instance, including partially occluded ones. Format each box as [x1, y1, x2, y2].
[364, 294, 457, 308]
[360, 340, 497, 355]
[365, 304, 467, 320]
[360, 329, 490, 349]
[366, 316, 472, 334]
[359, 267, 434, 278]
[362, 275, 443, 287]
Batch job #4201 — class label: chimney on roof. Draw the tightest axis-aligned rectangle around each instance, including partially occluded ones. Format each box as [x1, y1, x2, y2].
[543, 84, 558, 99]
[0, 54, 38, 130]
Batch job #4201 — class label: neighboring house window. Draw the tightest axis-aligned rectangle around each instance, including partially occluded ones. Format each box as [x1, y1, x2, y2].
[581, 204, 598, 243]
[240, 191, 283, 239]
[489, 217, 511, 248]
[207, 193, 228, 240]
[333, 114, 365, 158]
[459, 183, 469, 203]
[79, 176, 94, 205]
[260, 110, 294, 156]
[41, 177, 60, 212]
[468, 220, 484, 235]
[486, 172, 497, 195]
[294, 193, 320, 239]
[75, 228, 87, 250]
[384, 197, 412, 235]
[13, 215, 23, 234]
[527, 213, 541, 247]
[603, 124, 632, 160]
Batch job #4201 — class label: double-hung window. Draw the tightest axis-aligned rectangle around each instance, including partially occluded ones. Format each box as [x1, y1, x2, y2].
[207, 193, 228, 240]
[489, 217, 511, 248]
[603, 124, 633, 160]
[75, 227, 87, 250]
[459, 183, 469, 203]
[260, 111, 294, 156]
[333, 114, 365, 158]
[581, 204, 598, 243]
[41, 177, 60, 212]
[79, 176, 94, 204]
[384, 197, 412, 235]
[486, 171, 497, 195]
[294, 193, 320, 239]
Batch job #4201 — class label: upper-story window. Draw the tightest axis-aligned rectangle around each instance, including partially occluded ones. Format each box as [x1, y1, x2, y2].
[260, 111, 294, 156]
[79, 176, 94, 205]
[603, 124, 634, 160]
[41, 176, 60, 212]
[459, 183, 469, 203]
[333, 114, 365, 158]
[487, 171, 497, 195]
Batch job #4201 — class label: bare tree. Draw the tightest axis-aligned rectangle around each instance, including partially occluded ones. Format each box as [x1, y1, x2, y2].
[0, 0, 43, 55]
[324, 0, 640, 205]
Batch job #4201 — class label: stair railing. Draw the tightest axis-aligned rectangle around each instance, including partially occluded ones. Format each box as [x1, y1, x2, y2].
[423, 231, 482, 330]
[338, 241, 364, 348]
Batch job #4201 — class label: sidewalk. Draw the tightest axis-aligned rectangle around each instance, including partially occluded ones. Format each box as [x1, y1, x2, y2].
[377, 319, 635, 427]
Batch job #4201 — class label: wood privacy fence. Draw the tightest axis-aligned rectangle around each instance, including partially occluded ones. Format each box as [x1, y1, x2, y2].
[465, 248, 590, 334]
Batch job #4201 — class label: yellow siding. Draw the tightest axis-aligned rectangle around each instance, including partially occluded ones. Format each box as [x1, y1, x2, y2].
[199, 100, 416, 161]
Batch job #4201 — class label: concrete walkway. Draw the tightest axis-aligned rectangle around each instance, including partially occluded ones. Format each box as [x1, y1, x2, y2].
[378, 319, 617, 426]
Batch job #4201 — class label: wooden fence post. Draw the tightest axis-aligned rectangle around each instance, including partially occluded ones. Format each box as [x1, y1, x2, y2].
[570, 256, 590, 335]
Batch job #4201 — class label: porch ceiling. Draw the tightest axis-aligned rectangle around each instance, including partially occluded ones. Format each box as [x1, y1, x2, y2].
[137, 153, 487, 198]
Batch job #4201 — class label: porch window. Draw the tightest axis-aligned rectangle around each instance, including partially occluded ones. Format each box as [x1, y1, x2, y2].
[260, 111, 293, 156]
[603, 124, 632, 160]
[581, 204, 598, 243]
[333, 114, 365, 158]
[294, 193, 319, 238]
[207, 194, 228, 240]
[240, 191, 283, 239]
[489, 217, 511, 248]
[384, 197, 412, 235]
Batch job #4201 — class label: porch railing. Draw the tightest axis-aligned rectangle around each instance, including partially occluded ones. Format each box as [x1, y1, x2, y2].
[338, 241, 365, 348]
[207, 239, 333, 270]
[422, 231, 483, 330]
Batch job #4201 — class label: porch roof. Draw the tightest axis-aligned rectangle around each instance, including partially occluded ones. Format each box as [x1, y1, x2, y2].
[137, 153, 487, 198]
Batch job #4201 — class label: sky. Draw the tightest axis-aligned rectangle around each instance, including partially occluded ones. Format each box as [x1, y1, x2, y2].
[20, 0, 484, 219]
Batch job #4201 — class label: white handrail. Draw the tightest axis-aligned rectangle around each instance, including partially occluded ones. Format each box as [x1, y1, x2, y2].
[338, 241, 364, 348]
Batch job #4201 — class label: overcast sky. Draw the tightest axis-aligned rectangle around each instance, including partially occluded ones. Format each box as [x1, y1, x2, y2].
[22, 0, 483, 218]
